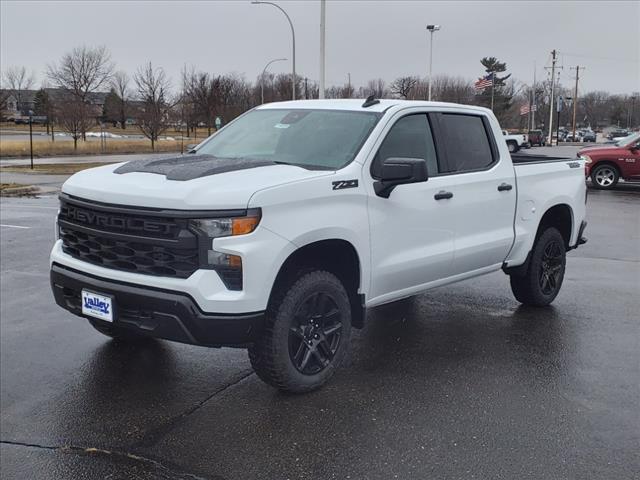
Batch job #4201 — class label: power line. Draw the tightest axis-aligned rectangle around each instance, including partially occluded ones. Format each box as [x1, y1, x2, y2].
[561, 52, 639, 63]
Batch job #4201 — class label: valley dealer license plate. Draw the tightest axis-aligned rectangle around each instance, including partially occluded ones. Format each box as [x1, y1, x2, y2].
[81, 290, 114, 322]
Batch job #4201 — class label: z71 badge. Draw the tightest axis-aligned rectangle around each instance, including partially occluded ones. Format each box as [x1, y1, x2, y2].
[332, 179, 358, 190]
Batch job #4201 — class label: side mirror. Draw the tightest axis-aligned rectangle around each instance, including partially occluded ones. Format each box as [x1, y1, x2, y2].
[373, 157, 429, 198]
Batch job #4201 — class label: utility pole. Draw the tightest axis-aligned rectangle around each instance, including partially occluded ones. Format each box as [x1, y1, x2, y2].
[570, 66, 583, 143]
[319, 0, 326, 99]
[347, 73, 351, 97]
[546, 49, 557, 146]
[304, 77, 308, 99]
[531, 61, 536, 129]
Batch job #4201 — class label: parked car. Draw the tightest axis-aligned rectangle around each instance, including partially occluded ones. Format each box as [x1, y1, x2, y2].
[581, 130, 596, 142]
[502, 130, 528, 152]
[528, 129, 546, 146]
[579, 132, 640, 189]
[607, 128, 628, 140]
[50, 99, 587, 393]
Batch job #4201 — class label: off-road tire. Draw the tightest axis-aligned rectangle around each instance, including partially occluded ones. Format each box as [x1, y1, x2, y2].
[248, 270, 352, 393]
[509, 227, 566, 307]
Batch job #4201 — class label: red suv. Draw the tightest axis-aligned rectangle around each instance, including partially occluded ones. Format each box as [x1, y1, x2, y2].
[579, 133, 640, 189]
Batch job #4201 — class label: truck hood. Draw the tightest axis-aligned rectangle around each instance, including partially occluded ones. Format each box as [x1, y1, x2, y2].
[62, 156, 332, 210]
[577, 145, 624, 156]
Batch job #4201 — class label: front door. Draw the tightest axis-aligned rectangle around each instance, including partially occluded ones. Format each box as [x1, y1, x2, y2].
[366, 112, 456, 305]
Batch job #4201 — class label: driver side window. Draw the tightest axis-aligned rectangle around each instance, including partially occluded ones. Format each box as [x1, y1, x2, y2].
[371, 114, 439, 179]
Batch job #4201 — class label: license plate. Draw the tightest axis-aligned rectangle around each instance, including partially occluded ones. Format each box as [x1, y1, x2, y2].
[81, 290, 114, 322]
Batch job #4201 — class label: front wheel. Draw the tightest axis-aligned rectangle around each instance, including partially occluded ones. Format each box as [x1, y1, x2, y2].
[507, 141, 519, 153]
[591, 164, 619, 190]
[509, 227, 566, 307]
[248, 270, 352, 393]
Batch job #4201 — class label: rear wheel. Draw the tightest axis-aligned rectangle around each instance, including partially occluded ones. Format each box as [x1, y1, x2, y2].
[507, 141, 519, 153]
[591, 164, 619, 190]
[509, 227, 566, 307]
[248, 270, 352, 393]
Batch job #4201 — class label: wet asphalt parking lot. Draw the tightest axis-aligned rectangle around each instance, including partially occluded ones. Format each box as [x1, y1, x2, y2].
[1, 163, 638, 479]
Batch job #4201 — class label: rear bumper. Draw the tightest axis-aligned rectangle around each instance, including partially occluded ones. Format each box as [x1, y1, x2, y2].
[50, 263, 265, 347]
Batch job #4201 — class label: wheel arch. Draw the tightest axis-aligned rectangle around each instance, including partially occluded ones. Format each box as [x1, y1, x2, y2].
[269, 239, 365, 328]
[591, 160, 621, 176]
[505, 203, 573, 277]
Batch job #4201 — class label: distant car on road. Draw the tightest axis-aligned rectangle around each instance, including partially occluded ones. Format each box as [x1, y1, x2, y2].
[579, 132, 640, 189]
[528, 129, 546, 146]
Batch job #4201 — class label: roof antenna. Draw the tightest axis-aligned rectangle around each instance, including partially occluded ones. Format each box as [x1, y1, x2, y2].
[362, 95, 380, 108]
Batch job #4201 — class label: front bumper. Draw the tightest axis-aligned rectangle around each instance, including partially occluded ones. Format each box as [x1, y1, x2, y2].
[51, 263, 265, 347]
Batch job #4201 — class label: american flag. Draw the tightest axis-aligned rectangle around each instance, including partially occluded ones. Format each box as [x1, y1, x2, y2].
[519, 104, 530, 116]
[474, 73, 493, 92]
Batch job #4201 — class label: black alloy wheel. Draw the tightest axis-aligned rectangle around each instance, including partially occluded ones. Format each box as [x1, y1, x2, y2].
[539, 240, 564, 296]
[288, 292, 343, 375]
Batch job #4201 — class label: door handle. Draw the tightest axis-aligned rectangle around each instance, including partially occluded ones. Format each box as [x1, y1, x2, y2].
[497, 183, 513, 191]
[434, 190, 453, 200]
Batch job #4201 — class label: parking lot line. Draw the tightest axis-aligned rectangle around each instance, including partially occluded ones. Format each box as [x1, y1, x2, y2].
[0, 224, 31, 229]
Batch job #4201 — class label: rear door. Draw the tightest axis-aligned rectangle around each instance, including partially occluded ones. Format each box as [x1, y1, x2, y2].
[433, 112, 517, 275]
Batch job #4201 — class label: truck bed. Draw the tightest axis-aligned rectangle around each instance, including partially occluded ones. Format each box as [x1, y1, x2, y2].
[511, 153, 572, 164]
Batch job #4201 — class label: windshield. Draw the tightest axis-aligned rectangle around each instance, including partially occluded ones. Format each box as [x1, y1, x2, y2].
[196, 109, 381, 170]
[615, 132, 640, 147]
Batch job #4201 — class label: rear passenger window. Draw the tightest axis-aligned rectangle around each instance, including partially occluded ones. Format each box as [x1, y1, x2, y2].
[372, 114, 439, 178]
[439, 114, 495, 172]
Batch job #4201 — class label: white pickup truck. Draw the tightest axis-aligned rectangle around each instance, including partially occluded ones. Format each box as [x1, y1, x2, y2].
[502, 130, 528, 153]
[50, 99, 587, 393]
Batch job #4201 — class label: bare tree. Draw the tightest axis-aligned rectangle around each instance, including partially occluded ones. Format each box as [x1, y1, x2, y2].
[184, 71, 218, 135]
[47, 46, 114, 102]
[363, 78, 388, 98]
[47, 46, 114, 140]
[2, 66, 35, 114]
[390, 76, 418, 99]
[134, 62, 173, 150]
[54, 94, 93, 150]
[111, 71, 130, 129]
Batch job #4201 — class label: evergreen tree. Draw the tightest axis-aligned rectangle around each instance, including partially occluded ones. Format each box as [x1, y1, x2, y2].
[33, 88, 53, 134]
[103, 88, 122, 127]
[475, 57, 513, 123]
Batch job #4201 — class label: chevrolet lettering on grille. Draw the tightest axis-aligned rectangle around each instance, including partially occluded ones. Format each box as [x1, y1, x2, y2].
[64, 205, 174, 235]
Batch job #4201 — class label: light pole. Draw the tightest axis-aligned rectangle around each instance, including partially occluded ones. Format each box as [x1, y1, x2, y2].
[28, 110, 34, 170]
[426, 24, 440, 101]
[260, 57, 287, 104]
[252, 1, 296, 100]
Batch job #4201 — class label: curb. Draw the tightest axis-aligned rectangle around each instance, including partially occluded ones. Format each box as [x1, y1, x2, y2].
[0, 185, 40, 197]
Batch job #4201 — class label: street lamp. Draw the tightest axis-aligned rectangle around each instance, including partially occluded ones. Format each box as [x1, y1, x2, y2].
[28, 110, 34, 170]
[260, 57, 287, 104]
[252, 1, 296, 100]
[426, 24, 441, 101]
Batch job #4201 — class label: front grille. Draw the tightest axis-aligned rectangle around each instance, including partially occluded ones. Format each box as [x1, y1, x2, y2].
[59, 196, 200, 279]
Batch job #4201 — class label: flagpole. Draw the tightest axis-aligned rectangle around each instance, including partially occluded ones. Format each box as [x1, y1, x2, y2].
[490, 72, 495, 111]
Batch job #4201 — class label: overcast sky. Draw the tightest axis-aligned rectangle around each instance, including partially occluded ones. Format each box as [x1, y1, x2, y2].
[1, 0, 638, 95]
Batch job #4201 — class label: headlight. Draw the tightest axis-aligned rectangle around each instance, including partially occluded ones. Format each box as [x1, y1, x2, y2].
[188, 209, 261, 291]
[580, 155, 592, 164]
[190, 211, 260, 238]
